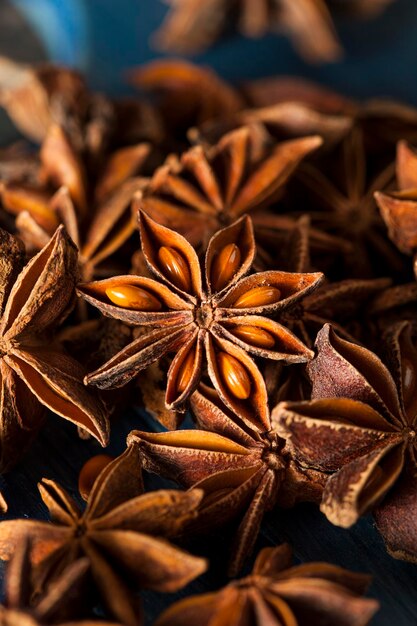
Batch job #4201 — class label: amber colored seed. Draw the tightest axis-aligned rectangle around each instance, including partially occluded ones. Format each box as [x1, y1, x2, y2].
[211, 243, 241, 292]
[231, 325, 275, 349]
[217, 351, 251, 400]
[402, 357, 416, 409]
[78, 454, 114, 501]
[158, 246, 192, 292]
[232, 286, 281, 309]
[105, 285, 162, 311]
[177, 347, 196, 393]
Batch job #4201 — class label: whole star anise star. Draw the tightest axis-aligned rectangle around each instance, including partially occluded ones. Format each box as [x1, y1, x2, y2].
[79, 212, 322, 425]
[0, 226, 108, 471]
[136, 124, 322, 255]
[153, 0, 345, 62]
[0, 539, 121, 625]
[375, 140, 417, 278]
[155, 543, 379, 626]
[129, 383, 324, 575]
[0, 446, 207, 626]
[293, 126, 402, 278]
[273, 322, 417, 563]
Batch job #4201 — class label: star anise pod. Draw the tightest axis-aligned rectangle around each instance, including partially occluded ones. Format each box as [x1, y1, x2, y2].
[152, 0, 345, 62]
[375, 140, 417, 277]
[155, 543, 379, 626]
[0, 56, 161, 153]
[129, 383, 324, 574]
[273, 321, 417, 563]
[0, 56, 87, 145]
[130, 59, 244, 145]
[79, 212, 322, 425]
[292, 125, 403, 278]
[0, 538, 120, 625]
[276, 214, 391, 346]
[1, 122, 150, 284]
[0, 446, 207, 626]
[135, 124, 322, 256]
[0, 226, 108, 471]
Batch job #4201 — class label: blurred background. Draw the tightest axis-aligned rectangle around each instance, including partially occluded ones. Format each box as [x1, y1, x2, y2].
[0, 0, 417, 100]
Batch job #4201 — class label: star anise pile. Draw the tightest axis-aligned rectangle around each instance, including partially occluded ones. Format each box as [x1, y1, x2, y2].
[3, 43, 417, 623]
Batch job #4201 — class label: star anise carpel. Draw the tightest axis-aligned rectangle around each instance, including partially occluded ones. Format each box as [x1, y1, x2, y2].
[273, 321, 417, 563]
[78, 211, 322, 425]
[129, 383, 324, 575]
[0, 446, 207, 626]
[375, 140, 417, 278]
[155, 543, 379, 626]
[0, 226, 108, 471]
[135, 123, 323, 255]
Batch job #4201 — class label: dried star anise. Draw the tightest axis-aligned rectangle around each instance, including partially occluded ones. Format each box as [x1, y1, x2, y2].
[79, 212, 322, 425]
[155, 543, 379, 626]
[0, 538, 120, 625]
[275, 214, 391, 346]
[0, 446, 207, 626]
[273, 322, 417, 563]
[375, 140, 417, 277]
[153, 0, 345, 62]
[0, 226, 108, 471]
[1, 121, 150, 284]
[129, 383, 324, 574]
[0, 57, 161, 151]
[292, 126, 402, 278]
[135, 124, 322, 260]
[130, 60, 244, 145]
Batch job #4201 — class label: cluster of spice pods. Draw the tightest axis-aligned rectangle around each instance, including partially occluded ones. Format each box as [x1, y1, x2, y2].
[1, 51, 417, 624]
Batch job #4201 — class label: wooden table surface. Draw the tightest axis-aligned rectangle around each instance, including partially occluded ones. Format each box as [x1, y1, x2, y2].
[1, 1, 417, 624]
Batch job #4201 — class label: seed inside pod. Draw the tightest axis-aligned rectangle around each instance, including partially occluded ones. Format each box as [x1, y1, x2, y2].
[232, 286, 281, 309]
[217, 351, 251, 400]
[231, 325, 275, 349]
[211, 243, 241, 291]
[158, 246, 192, 292]
[177, 346, 196, 393]
[78, 454, 114, 501]
[105, 285, 162, 311]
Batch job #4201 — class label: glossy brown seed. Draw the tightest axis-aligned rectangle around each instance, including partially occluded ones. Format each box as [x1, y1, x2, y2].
[158, 246, 192, 292]
[232, 286, 281, 309]
[177, 346, 196, 393]
[231, 325, 275, 349]
[78, 454, 114, 501]
[211, 243, 241, 292]
[217, 351, 251, 400]
[105, 285, 162, 311]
